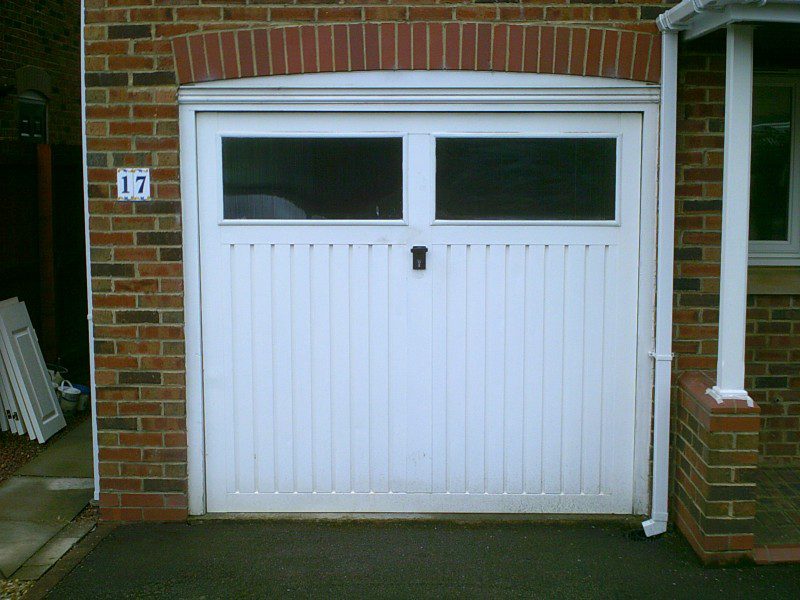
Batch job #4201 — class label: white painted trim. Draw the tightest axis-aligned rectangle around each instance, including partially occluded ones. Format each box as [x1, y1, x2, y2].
[643, 31, 679, 538]
[716, 25, 755, 400]
[633, 104, 661, 518]
[79, 0, 99, 502]
[180, 104, 206, 516]
[178, 72, 660, 108]
[210, 492, 635, 514]
[179, 72, 660, 516]
[749, 256, 800, 266]
[683, 3, 800, 40]
[185, 70, 658, 90]
[657, 0, 800, 39]
[749, 76, 800, 266]
[707, 385, 754, 406]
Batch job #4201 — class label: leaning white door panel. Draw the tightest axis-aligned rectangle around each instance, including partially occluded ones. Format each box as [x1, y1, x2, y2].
[198, 111, 642, 513]
[0, 302, 66, 442]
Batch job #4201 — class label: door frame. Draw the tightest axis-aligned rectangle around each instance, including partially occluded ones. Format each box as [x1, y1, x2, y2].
[178, 71, 661, 516]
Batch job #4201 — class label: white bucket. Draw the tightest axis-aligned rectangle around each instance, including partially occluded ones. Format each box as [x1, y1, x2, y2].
[58, 380, 81, 413]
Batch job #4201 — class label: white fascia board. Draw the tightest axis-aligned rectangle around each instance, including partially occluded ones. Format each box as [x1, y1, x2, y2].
[657, 0, 800, 39]
[187, 71, 655, 90]
[178, 72, 660, 108]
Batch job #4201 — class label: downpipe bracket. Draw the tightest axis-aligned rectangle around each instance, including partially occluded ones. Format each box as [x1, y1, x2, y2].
[648, 350, 674, 362]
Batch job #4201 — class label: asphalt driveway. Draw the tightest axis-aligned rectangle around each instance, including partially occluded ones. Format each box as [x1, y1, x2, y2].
[48, 519, 800, 599]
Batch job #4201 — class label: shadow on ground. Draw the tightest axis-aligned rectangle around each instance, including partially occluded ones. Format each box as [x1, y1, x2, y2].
[49, 519, 800, 599]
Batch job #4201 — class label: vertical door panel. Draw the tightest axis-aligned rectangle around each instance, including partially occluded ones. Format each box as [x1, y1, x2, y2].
[368, 245, 390, 492]
[251, 245, 276, 493]
[310, 245, 333, 493]
[581, 245, 606, 495]
[504, 245, 526, 495]
[349, 245, 371, 493]
[230, 245, 255, 493]
[430, 246, 448, 493]
[271, 245, 295, 493]
[464, 245, 487, 494]
[388, 245, 408, 492]
[484, 244, 507, 495]
[542, 245, 565, 494]
[562, 245, 586, 495]
[523, 245, 546, 494]
[291, 245, 314, 493]
[329, 244, 352, 493]
[445, 245, 468, 493]
[405, 264, 433, 493]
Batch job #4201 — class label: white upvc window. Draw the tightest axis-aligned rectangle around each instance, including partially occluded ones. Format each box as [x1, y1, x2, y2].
[749, 75, 800, 266]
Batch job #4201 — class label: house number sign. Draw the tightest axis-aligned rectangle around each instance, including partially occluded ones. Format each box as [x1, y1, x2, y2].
[117, 168, 151, 201]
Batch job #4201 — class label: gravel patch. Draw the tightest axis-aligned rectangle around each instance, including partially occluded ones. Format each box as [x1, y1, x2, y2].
[73, 503, 99, 526]
[0, 579, 34, 600]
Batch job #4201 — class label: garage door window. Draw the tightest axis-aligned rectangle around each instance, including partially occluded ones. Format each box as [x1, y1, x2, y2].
[222, 137, 404, 220]
[435, 137, 617, 221]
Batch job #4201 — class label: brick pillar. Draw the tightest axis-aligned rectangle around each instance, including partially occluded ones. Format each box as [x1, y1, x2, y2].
[672, 371, 760, 564]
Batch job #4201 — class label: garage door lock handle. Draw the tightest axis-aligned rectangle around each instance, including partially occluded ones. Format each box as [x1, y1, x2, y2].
[411, 246, 428, 270]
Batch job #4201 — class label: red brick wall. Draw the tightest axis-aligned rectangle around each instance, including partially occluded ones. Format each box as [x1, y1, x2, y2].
[671, 372, 759, 565]
[746, 295, 800, 465]
[672, 36, 725, 379]
[672, 33, 800, 467]
[0, 0, 81, 144]
[84, 1, 670, 521]
[172, 23, 662, 85]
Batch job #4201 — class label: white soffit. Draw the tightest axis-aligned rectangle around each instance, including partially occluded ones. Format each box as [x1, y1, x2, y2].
[658, 0, 800, 40]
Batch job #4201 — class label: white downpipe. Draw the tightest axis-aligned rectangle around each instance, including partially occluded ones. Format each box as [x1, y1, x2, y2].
[80, 0, 99, 502]
[642, 30, 679, 538]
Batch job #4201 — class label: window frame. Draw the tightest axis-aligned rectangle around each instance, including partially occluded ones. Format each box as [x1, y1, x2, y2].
[217, 131, 409, 226]
[219, 133, 406, 223]
[430, 133, 621, 225]
[18, 91, 48, 143]
[749, 75, 800, 266]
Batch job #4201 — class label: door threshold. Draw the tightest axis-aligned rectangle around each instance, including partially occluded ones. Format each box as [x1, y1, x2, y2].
[190, 512, 643, 526]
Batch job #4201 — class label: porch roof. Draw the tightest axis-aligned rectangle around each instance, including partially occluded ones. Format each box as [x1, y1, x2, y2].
[658, 0, 800, 39]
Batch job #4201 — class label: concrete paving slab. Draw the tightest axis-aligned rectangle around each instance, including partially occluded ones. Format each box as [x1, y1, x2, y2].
[17, 420, 93, 479]
[0, 416, 94, 580]
[0, 520, 63, 578]
[25, 535, 82, 566]
[0, 477, 92, 525]
[25, 521, 94, 565]
[12, 563, 51, 581]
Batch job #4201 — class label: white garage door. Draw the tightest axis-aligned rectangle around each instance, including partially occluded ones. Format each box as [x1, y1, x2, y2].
[197, 111, 642, 513]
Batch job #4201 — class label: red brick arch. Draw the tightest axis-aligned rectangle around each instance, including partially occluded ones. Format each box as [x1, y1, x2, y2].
[172, 23, 661, 86]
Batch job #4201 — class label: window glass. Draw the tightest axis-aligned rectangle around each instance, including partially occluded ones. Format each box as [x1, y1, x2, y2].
[750, 86, 793, 241]
[18, 97, 47, 142]
[222, 137, 403, 220]
[435, 137, 616, 221]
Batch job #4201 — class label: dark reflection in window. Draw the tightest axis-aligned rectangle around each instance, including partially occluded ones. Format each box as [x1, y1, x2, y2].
[750, 86, 792, 242]
[222, 137, 403, 220]
[436, 137, 617, 220]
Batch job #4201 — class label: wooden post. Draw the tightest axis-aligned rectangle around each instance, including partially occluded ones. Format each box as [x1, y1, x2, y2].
[37, 143, 57, 362]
